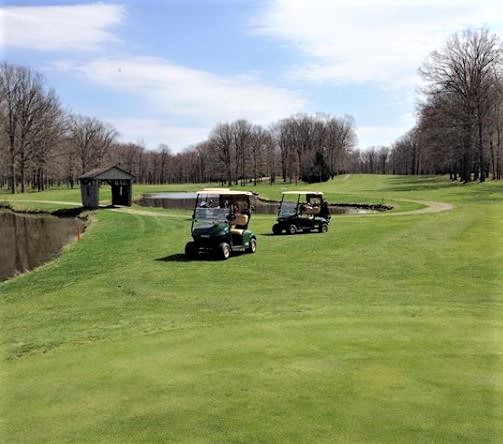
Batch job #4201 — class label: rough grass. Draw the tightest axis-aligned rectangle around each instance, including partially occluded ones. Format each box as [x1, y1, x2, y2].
[1, 174, 502, 442]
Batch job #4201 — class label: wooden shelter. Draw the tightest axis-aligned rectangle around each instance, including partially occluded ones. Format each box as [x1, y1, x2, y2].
[79, 165, 135, 209]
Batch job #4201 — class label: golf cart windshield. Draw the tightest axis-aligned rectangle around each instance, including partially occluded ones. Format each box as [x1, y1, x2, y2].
[193, 207, 230, 229]
[279, 201, 297, 217]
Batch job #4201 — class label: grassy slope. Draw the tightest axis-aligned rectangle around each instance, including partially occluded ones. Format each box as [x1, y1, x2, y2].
[1, 175, 502, 442]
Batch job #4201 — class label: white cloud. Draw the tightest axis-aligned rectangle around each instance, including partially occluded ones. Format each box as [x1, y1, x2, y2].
[66, 56, 305, 124]
[252, 0, 503, 86]
[0, 3, 125, 51]
[109, 118, 210, 151]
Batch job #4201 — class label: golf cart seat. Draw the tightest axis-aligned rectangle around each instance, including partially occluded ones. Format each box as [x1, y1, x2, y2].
[231, 213, 248, 235]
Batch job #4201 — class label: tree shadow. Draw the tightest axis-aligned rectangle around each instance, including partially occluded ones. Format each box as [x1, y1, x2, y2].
[379, 175, 454, 192]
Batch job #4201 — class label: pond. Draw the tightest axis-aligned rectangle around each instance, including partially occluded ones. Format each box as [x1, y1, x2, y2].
[0, 211, 83, 282]
[137, 192, 377, 215]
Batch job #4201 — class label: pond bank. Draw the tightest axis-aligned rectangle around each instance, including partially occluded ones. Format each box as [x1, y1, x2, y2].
[0, 205, 89, 282]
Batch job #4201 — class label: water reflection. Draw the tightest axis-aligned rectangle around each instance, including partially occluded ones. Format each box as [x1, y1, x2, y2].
[0, 211, 82, 281]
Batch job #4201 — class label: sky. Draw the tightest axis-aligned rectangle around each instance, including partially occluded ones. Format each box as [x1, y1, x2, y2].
[1, 0, 503, 152]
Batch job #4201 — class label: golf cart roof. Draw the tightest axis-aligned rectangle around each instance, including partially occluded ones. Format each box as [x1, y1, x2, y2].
[282, 191, 324, 195]
[197, 188, 253, 196]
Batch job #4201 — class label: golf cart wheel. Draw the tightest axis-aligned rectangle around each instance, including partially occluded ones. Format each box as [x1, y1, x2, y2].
[287, 224, 297, 235]
[272, 224, 282, 235]
[247, 238, 257, 253]
[185, 241, 197, 258]
[319, 222, 328, 233]
[217, 242, 231, 260]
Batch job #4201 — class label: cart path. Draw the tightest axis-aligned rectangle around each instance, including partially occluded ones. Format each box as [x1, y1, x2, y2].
[110, 207, 187, 218]
[5, 198, 454, 218]
[367, 198, 454, 217]
[110, 198, 454, 218]
[6, 199, 82, 206]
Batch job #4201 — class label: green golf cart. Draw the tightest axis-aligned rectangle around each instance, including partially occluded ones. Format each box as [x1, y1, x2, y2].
[272, 191, 331, 235]
[185, 188, 257, 260]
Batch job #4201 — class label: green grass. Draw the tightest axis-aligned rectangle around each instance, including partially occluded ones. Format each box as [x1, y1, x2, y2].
[1, 174, 502, 442]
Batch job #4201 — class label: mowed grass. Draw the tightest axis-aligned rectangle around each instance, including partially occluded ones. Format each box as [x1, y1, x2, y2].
[1, 175, 503, 442]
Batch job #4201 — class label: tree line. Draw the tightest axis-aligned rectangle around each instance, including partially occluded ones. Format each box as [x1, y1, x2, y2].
[388, 28, 503, 181]
[0, 62, 121, 192]
[0, 61, 358, 192]
[2, 29, 502, 194]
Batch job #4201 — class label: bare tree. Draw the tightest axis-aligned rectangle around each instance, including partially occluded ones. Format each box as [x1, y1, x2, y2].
[29, 89, 64, 191]
[271, 118, 293, 182]
[249, 125, 272, 185]
[67, 114, 119, 174]
[209, 123, 233, 186]
[231, 119, 252, 185]
[0, 63, 65, 193]
[377, 146, 390, 174]
[157, 143, 172, 183]
[0, 62, 22, 193]
[420, 28, 502, 181]
[325, 115, 357, 177]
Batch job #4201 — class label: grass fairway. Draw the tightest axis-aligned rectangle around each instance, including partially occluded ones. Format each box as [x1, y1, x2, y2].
[1, 175, 502, 442]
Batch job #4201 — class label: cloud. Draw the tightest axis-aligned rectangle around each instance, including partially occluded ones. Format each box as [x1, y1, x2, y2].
[65, 56, 305, 124]
[251, 0, 503, 86]
[0, 3, 125, 51]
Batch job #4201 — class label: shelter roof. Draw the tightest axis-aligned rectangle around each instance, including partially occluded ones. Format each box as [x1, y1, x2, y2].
[79, 165, 135, 180]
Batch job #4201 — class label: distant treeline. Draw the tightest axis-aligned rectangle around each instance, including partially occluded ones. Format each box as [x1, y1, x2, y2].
[0, 61, 358, 192]
[1, 28, 502, 193]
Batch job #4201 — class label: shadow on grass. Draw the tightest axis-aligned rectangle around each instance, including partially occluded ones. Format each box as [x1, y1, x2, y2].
[157, 251, 248, 262]
[380, 175, 503, 204]
[260, 231, 324, 237]
[156, 253, 191, 262]
[156, 253, 224, 262]
[379, 175, 454, 193]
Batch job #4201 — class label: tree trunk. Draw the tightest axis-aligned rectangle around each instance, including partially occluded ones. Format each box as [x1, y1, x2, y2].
[461, 119, 473, 183]
[477, 111, 485, 182]
[10, 157, 16, 194]
[20, 161, 26, 193]
[490, 136, 496, 180]
[253, 151, 257, 186]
